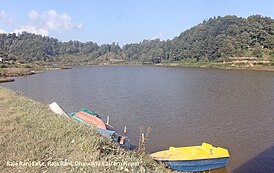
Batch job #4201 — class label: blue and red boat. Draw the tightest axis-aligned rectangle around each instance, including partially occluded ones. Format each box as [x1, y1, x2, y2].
[69, 108, 132, 149]
[49, 102, 133, 150]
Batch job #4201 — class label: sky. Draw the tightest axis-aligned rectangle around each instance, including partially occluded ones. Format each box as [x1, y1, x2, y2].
[1, 0, 274, 45]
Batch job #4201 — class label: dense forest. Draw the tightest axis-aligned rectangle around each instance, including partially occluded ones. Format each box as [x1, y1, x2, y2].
[0, 15, 274, 64]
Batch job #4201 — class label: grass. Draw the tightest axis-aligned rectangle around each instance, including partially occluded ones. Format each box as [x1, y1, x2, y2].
[0, 87, 170, 173]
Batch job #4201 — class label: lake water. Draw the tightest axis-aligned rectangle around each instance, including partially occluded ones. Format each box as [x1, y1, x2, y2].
[3, 66, 274, 173]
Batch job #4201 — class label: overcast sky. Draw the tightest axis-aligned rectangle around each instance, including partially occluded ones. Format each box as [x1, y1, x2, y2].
[1, 0, 274, 45]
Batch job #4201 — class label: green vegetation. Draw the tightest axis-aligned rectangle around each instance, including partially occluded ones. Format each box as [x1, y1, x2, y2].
[171, 15, 274, 61]
[0, 87, 170, 173]
[1, 15, 274, 65]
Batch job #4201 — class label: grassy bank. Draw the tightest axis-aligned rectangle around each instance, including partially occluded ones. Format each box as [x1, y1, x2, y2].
[0, 87, 170, 173]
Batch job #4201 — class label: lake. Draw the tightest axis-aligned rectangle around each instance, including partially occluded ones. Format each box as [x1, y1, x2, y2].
[3, 66, 274, 173]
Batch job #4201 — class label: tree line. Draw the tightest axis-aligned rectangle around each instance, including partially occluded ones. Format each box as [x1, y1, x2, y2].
[0, 15, 274, 64]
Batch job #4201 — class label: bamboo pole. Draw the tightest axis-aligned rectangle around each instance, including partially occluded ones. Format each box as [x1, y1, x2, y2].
[141, 133, 145, 143]
[123, 126, 127, 134]
[106, 116, 109, 125]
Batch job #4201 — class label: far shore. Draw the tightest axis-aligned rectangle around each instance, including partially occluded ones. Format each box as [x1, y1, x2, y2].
[1, 60, 274, 83]
[154, 62, 274, 72]
[91, 60, 274, 72]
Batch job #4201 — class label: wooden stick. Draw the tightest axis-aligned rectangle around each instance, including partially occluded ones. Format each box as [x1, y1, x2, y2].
[124, 126, 127, 134]
[106, 116, 109, 125]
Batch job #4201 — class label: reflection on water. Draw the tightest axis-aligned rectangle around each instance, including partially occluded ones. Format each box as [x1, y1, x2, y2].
[197, 167, 227, 173]
[3, 66, 274, 172]
[233, 145, 274, 173]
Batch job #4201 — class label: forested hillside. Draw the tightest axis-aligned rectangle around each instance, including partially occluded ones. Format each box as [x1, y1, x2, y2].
[0, 15, 274, 64]
[123, 15, 274, 63]
[0, 32, 121, 63]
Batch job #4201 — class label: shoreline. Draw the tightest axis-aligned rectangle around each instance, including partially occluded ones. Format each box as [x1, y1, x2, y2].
[88, 62, 274, 72]
[1, 61, 273, 84]
[154, 61, 274, 72]
[0, 77, 15, 83]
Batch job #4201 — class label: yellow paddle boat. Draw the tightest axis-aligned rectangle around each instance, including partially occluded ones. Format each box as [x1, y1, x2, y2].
[151, 143, 230, 172]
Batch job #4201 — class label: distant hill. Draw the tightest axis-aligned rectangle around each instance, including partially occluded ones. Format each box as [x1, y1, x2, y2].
[0, 15, 274, 64]
[170, 15, 274, 61]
